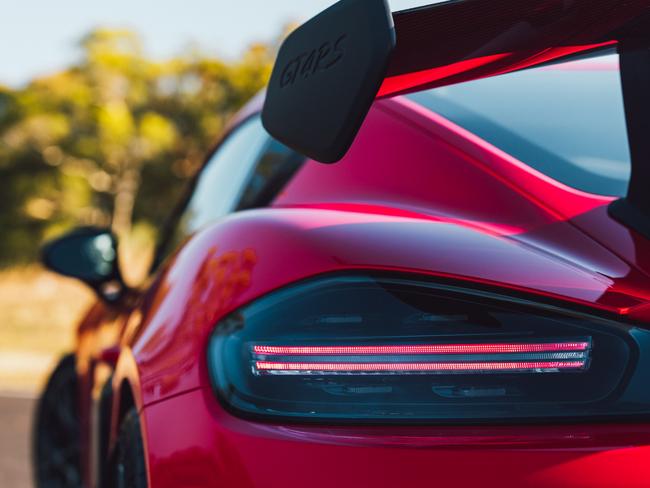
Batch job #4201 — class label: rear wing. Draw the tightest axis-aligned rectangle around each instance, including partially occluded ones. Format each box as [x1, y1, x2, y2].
[262, 0, 650, 239]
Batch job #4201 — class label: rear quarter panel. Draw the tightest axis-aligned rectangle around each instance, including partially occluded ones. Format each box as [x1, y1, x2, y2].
[124, 207, 646, 410]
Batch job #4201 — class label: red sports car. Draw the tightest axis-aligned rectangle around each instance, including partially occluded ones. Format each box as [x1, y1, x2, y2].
[33, 1, 650, 487]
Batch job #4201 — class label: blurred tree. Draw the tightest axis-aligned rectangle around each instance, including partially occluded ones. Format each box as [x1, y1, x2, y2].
[0, 28, 274, 268]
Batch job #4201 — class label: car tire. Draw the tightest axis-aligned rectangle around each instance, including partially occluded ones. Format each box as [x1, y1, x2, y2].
[32, 353, 82, 488]
[112, 407, 148, 488]
[97, 376, 113, 488]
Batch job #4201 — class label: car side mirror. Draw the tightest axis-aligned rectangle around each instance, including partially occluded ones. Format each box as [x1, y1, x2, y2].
[41, 227, 125, 302]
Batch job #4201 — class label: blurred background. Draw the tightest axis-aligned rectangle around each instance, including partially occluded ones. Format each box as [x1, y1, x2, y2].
[0, 0, 425, 485]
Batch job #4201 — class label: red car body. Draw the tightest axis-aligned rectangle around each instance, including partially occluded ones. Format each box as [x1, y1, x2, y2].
[56, 60, 650, 487]
[28, 0, 650, 485]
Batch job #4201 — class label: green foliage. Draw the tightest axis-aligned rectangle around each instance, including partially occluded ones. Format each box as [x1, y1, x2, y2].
[0, 28, 274, 266]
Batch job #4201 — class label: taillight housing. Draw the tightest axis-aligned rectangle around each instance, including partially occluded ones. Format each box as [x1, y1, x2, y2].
[208, 275, 650, 423]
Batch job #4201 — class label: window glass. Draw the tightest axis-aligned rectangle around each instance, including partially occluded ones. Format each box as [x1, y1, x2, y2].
[408, 54, 631, 196]
[159, 115, 304, 264]
[237, 138, 304, 210]
[166, 116, 268, 251]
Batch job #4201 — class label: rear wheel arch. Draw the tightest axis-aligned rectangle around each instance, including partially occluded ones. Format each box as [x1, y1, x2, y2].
[108, 407, 148, 488]
[109, 346, 144, 451]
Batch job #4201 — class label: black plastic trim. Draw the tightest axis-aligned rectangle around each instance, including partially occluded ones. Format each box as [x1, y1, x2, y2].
[609, 198, 650, 240]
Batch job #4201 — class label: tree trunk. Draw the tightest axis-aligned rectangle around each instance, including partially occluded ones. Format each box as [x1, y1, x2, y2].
[111, 167, 140, 237]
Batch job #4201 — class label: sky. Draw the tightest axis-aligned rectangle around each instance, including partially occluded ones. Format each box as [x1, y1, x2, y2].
[1, 0, 429, 87]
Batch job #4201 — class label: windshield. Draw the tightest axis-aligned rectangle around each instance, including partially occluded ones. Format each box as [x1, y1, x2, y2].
[407, 55, 630, 196]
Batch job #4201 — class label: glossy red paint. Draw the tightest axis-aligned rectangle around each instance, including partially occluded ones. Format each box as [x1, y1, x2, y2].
[276, 96, 650, 314]
[142, 387, 650, 488]
[71, 67, 650, 485]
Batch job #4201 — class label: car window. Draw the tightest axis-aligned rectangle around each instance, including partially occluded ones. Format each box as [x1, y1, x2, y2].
[161, 116, 268, 257]
[407, 54, 631, 196]
[156, 115, 304, 266]
[237, 137, 304, 211]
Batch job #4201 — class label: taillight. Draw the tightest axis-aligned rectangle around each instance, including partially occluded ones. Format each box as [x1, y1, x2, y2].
[208, 275, 649, 423]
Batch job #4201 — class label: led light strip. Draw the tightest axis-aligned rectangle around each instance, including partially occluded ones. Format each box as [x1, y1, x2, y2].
[252, 339, 591, 375]
[255, 360, 587, 374]
[253, 342, 590, 356]
[251, 352, 588, 363]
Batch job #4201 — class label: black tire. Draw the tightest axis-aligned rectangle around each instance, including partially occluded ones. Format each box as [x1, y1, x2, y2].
[32, 353, 82, 488]
[97, 376, 113, 488]
[111, 408, 148, 488]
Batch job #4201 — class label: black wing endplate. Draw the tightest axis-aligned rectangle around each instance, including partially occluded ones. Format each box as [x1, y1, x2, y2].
[262, 0, 395, 164]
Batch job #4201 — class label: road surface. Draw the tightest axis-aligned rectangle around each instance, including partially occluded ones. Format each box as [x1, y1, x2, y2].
[0, 395, 35, 488]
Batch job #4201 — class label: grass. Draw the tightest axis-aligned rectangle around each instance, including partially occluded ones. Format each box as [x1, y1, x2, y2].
[0, 266, 93, 392]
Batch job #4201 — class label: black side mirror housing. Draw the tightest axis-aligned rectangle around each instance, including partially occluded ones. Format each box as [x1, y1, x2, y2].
[41, 227, 125, 302]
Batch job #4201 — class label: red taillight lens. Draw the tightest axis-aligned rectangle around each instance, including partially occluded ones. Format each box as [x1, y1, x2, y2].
[252, 340, 591, 375]
[208, 276, 641, 423]
[253, 342, 590, 355]
[255, 360, 587, 374]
